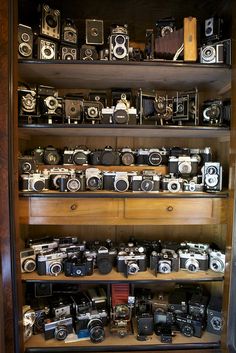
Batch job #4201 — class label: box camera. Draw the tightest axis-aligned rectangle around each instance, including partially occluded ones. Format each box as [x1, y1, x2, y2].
[103, 171, 136, 192]
[58, 171, 86, 192]
[19, 156, 37, 174]
[40, 4, 60, 40]
[90, 146, 120, 166]
[109, 25, 129, 61]
[202, 162, 222, 192]
[203, 17, 223, 44]
[175, 313, 203, 338]
[150, 249, 179, 275]
[18, 24, 33, 59]
[61, 18, 78, 45]
[64, 96, 83, 124]
[172, 89, 199, 126]
[60, 45, 77, 60]
[83, 100, 103, 124]
[102, 94, 137, 125]
[37, 251, 67, 276]
[209, 249, 225, 273]
[137, 314, 154, 336]
[44, 316, 73, 341]
[120, 147, 136, 166]
[86, 19, 104, 45]
[85, 168, 103, 191]
[156, 17, 176, 38]
[20, 171, 50, 192]
[202, 99, 231, 126]
[168, 155, 198, 177]
[63, 147, 90, 165]
[96, 246, 117, 274]
[179, 249, 209, 272]
[136, 148, 169, 166]
[80, 44, 98, 60]
[206, 296, 222, 334]
[18, 87, 38, 118]
[20, 248, 36, 273]
[64, 253, 94, 277]
[132, 170, 160, 192]
[161, 174, 184, 193]
[36, 36, 58, 60]
[117, 246, 147, 277]
[75, 309, 108, 343]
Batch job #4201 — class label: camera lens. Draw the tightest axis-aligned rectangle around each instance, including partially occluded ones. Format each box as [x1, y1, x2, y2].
[67, 178, 81, 192]
[114, 177, 129, 192]
[101, 151, 117, 165]
[23, 259, 36, 272]
[22, 94, 35, 110]
[158, 261, 171, 274]
[211, 258, 224, 272]
[121, 152, 135, 166]
[19, 42, 32, 57]
[127, 261, 139, 275]
[148, 152, 162, 166]
[32, 179, 45, 192]
[44, 150, 60, 165]
[97, 258, 113, 274]
[205, 173, 218, 187]
[46, 15, 58, 28]
[141, 179, 154, 192]
[22, 162, 32, 173]
[181, 323, 194, 337]
[178, 161, 192, 175]
[167, 180, 181, 193]
[113, 109, 129, 124]
[87, 176, 100, 190]
[202, 46, 215, 62]
[116, 35, 125, 44]
[43, 47, 53, 58]
[87, 318, 105, 343]
[54, 324, 68, 340]
[185, 258, 199, 272]
[49, 262, 63, 275]
[88, 106, 98, 118]
[73, 151, 87, 165]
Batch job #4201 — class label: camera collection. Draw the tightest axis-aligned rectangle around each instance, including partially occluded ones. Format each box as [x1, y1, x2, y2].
[18, 84, 231, 127]
[23, 281, 223, 344]
[18, 4, 231, 65]
[19, 145, 223, 193]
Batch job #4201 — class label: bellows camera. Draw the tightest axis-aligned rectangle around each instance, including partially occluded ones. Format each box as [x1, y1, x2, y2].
[40, 4, 61, 40]
[18, 24, 33, 59]
[202, 99, 231, 126]
[18, 87, 38, 119]
[109, 24, 129, 61]
[64, 96, 83, 124]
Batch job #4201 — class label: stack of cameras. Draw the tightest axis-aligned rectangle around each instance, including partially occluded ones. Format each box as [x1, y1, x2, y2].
[20, 236, 226, 279]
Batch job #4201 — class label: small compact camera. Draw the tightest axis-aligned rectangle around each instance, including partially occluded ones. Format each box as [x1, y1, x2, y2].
[178, 249, 209, 272]
[136, 148, 169, 166]
[18, 87, 38, 119]
[61, 18, 78, 45]
[161, 174, 184, 193]
[29, 238, 58, 253]
[60, 45, 77, 60]
[37, 251, 67, 276]
[20, 248, 36, 273]
[183, 179, 204, 192]
[85, 168, 103, 191]
[36, 37, 58, 60]
[175, 313, 203, 338]
[80, 44, 98, 60]
[102, 94, 137, 125]
[103, 171, 136, 192]
[44, 316, 73, 341]
[18, 24, 33, 59]
[150, 249, 179, 276]
[64, 253, 94, 277]
[168, 155, 199, 177]
[19, 156, 37, 174]
[83, 100, 104, 124]
[40, 4, 60, 40]
[63, 147, 91, 165]
[202, 99, 231, 126]
[117, 245, 147, 277]
[20, 171, 50, 192]
[89, 146, 120, 166]
[202, 162, 222, 192]
[209, 249, 225, 273]
[109, 25, 129, 61]
[132, 170, 160, 192]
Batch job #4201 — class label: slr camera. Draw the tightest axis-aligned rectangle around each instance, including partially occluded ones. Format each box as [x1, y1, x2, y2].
[202, 99, 231, 126]
[120, 147, 136, 166]
[20, 171, 50, 192]
[49, 168, 74, 190]
[85, 168, 103, 191]
[37, 251, 67, 276]
[150, 249, 179, 276]
[44, 317, 73, 341]
[32, 146, 61, 165]
[18, 87, 38, 119]
[209, 249, 225, 273]
[19, 156, 37, 174]
[161, 174, 184, 193]
[132, 170, 160, 192]
[202, 162, 222, 192]
[168, 155, 199, 177]
[75, 309, 108, 343]
[102, 94, 137, 125]
[18, 24, 33, 59]
[96, 246, 117, 274]
[36, 37, 58, 60]
[175, 314, 204, 338]
[40, 4, 60, 40]
[103, 171, 136, 192]
[38, 85, 63, 123]
[89, 146, 120, 166]
[136, 148, 169, 166]
[64, 253, 94, 277]
[178, 249, 209, 272]
[109, 24, 129, 61]
[58, 171, 86, 192]
[61, 18, 78, 45]
[117, 244, 147, 277]
[63, 147, 91, 165]
[64, 96, 83, 124]
[20, 249, 36, 273]
[83, 100, 104, 124]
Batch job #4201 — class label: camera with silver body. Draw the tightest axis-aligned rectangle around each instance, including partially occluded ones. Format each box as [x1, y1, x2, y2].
[85, 168, 103, 191]
[117, 243, 147, 277]
[161, 174, 185, 193]
[183, 179, 204, 192]
[44, 316, 73, 341]
[200, 41, 223, 64]
[168, 155, 199, 177]
[109, 25, 129, 61]
[150, 248, 179, 276]
[178, 249, 209, 272]
[63, 147, 91, 165]
[37, 250, 67, 276]
[102, 94, 137, 125]
[209, 249, 225, 273]
[20, 248, 36, 273]
[103, 171, 137, 192]
[20, 171, 50, 192]
[57, 171, 86, 192]
[202, 162, 222, 192]
[136, 148, 169, 166]
[132, 170, 160, 192]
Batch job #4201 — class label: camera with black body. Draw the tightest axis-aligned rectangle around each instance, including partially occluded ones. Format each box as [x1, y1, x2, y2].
[168, 155, 199, 177]
[38, 85, 63, 123]
[129, 47, 143, 61]
[150, 248, 179, 276]
[119, 147, 136, 166]
[64, 251, 94, 277]
[70, 292, 92, 315]
[61, 18, 78, 45]
[64, 95, 83, 124]
[202, 99, 231, 126]
[206, 296, 222, 334]
[86, 19, 104, 45]
[85, 168, 103, 191]
[20, 171, 50, 192]
[19, 156, 37, 174]
[87, 287, 108, 310]
[35, 36, 58, 60]
[37, 250, 67, 276]
[189, 146, 212, 166]
[153, 310, 175, 330]
[18, 24, 33, 59]
[161, 174, 185, 193]
[203, 17, 223, 44]
[32, 146, 61, 165]
[96, 246, 117, 274]
[102, 95, 137, 125]
[44, 316, 73, 341]
[202, 162, 222, 192]
[48, 168, 73, 190]
[168, 287, 188, 314]
[80, 44, 98, 60]
[33, 306, 50, 334]
[20, 248, 37, 273]
[50, 297, 72, 319]
[137, 313, 154, 336]
[83, 100, 104, 124]
[18, 87, 38, 121]
[132, 170, 161, 192]
[60, 45, 77, 60]
[176, 313, 204, 338]
[89, 146, 120, 166]
[117, 243, 147, 277]
[156, 17, 176, 38]
[200, 39, 231, 65]
[178, 248, 209, 272]
[109, 24, 129, 61]
[209, 249, 225, 273]
[103, 171, 137, 192]
[136, 148, 169, 166]
[63, 147, 90, 165]
[188, 292, 209, 318]
[40, 4, 60, 40]
[172, 89, 199, 126]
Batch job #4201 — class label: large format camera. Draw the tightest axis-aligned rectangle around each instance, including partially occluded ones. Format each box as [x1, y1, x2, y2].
[40, 4, 61, 40]
[150, 249, 179, 275]
[20, 171, 50, 192]
[168, 155, 199, 177]
[37, 251, 67, 276]
[75, 309, 108, 343]
[89, 146, 120, 166]
[102, 93, 137, 125]
[209, 249, 225, 273]
[20, 249, 36, 273]
[44, 317, 73, 341]
[178, 249, 209, 272]
[109, 25, 129, 61]
[132, 170, 160, 192]
[117, 243, 147, 277]
[63, 147, 91, 165]
[136, 148, 169, 166]
[175, 314, 204, 338]
[103, 171, 136, 192]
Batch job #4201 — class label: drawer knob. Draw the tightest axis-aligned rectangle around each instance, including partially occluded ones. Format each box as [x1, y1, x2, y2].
[167, 205, 173, 212]
[70, 204, 78, 211]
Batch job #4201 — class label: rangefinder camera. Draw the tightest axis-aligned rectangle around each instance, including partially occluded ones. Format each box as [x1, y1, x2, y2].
[37, 251, 67, 276]
[209, 249, 225, 273]
[44, 317, 73, 341]
[178, 249, 209, 272]
[103, 171, 137, 192]
[168, 155, 199, 177]
[20, 248, 36, 273]
[20, 171, 50, 192]
[161, 174, 185, 193]
[150, 249, 179, 276]
[117, 246, 147, 277]
[132, 170, 161, 192]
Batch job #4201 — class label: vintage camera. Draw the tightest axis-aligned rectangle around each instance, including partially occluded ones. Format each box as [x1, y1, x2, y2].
[23, 305, 36, 342]
[83, 100, 103, 124]
[58, 171, 86, 192]
[202, 99, 231, 126]
[161, 174, 184, 193]
[61, 18, 78, 45]
[40, 4, 60, 40]
[87, 287, 107, 310]
[51, 298, 72, 319]
[103, 171, 136, 192]
[109, 24, 129, 61]
[202, 162, 222, 192]
[64, 96, 83, 124]
[29, 238, 58, 253]
[117, 245, 147, 277]
[156, 17, 176, 38]
[168, 287, 188, 314]
[75, 309, 108, 343]
[119, 147, 136, 166]
[132, 170, 160, 192]
[20, 171, 50, 192]
[33, 306, 50, 334]
[168, 155, 198, 177]
[154, 310, 175, 328]
[137, 314, 154, 336]
[150, 249, 179, 276]
[175, 313, 204, 338]
[96, 246, 117, 274]
[85, 168, 103, 191]
[64, 253, 94, 277]
[36, 36, 58, 60]
[183, 179, 204, 192]
[200, 41, 226, 64]
[209, 249, 225, 273]
[172, 89, 199, 126]
[86, 19, 104, 45]
[102, 94, 137, 125]
[49, 168, 72, 190]
[60, 45, 77, 60]
[180, 241, 210, 253]
[32, 146, 61, 165]
[80, 44, 98, 60]
[19, 156, 37, 174]
[206, 296, 222, 334]
[190, 147, 212, 166]
[37, 251, 67, 276]
[89, 146, 120, 166]
[129, 47, 143, 62]
[63, 147, 90, 165]
[18, 87, 38, 118]
[99, 48, 109, 60]
[110, 303, 133, 337]
[44, 316, 73, 341]
[20, 248, 36, 273]
[38, 85, 62, 122]
[136, 148, 169, 166]
[144, 29, 155, 60]
[203, 17, 223, 44]
[18, 24, 33, 59]
[188, 292, 209, 318]
[179, 249, 209, 272]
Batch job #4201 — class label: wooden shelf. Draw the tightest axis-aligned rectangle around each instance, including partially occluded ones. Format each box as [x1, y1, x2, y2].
[18, 60, 231, 92]
[21, 268, 224, 283]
